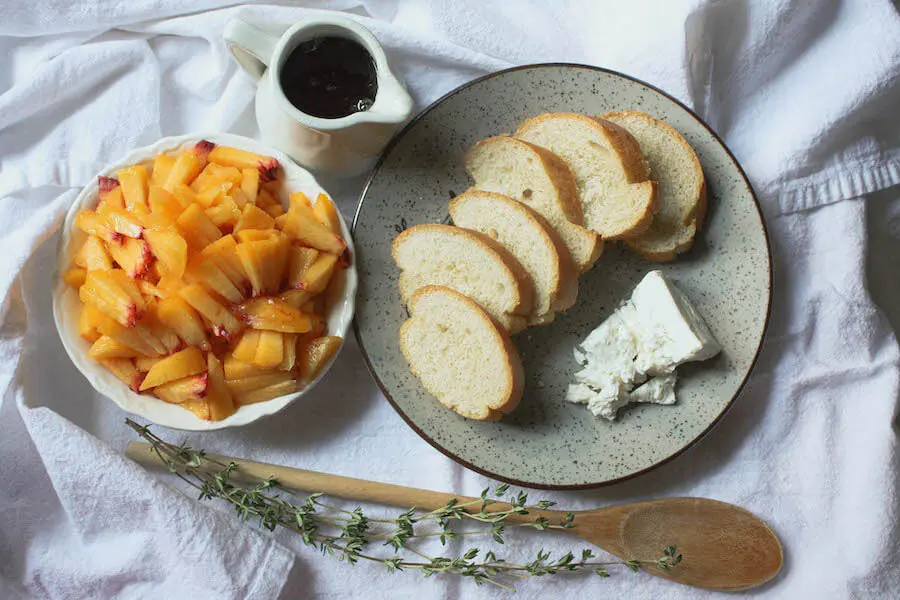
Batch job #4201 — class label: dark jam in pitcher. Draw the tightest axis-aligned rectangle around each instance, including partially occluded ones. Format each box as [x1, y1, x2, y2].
[279, 36, 377, 119]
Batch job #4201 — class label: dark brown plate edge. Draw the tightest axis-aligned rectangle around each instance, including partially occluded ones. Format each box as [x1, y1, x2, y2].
[351, 62, 774, 491]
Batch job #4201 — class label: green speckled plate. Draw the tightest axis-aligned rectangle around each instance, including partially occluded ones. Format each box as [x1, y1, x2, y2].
[353, 64, 772, 489]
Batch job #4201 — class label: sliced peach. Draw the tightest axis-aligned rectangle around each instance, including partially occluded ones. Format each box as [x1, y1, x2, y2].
[144, 228, 188, 279]
[164, 150, 204, 192]
[88, 335, 138, 359]
[258, 192, 285, 218]
[286, 247, 319, 289]
[236, 236, 289, 297]
[279, 333, 297, 370]
[100, 358, 143, 392]
[235, 229, 276, 243]
[140, 347, 206, 390]
[143, 307, 182, 354]
[98, 176, 120, 199]
[108, 238, 154, 279]
[205, 197, 241, 229]
[148, 186, 183, 225]
[150, 153, 176, 187]
[223, 353, 275, 380]
[78, 303, 105, 342]
[192, 163, 242, 193]
[99, 208, 144, 239]
[157, 296, 209, 350]
[208, 146, 279, 182]
[80, 270, 145, 326]
[232, 329, 262, 363]
[185, 255, 244, 304]
[225, 370, 293, 394]
[239, 298, 313, 333]
[201, 236, 249, 292]
[192, 140, 215, 161]
[171, 184, 197, 208]
[312, 194, 341, 235]
[97, 187, 126, 213]
[195, 181, 233, 208]
[135, 356, 163, 373]
[206, 353, 236, 421]
[154, 372, 209, 405]
[76, 210, 123, 246]
[289, 192, 311, 210]
[138, 280, 166, 299]
[178, 284, 243, 341]
[233, 203, 275, 233]
[297, 336, 342, 381]
[62, 266, 87, 288]
[231, 188, 249, 209]
[117, 165, 149, 212]
[233, 378, 298, 406]
[240, 168, 259, 204]
[280, 202, 346, 254]
[75, 236, 114, 271]
[254, 330, 283, 368]
[181, 397, 211, 419]
[299, 253, 339, 294]
[97, 316, 165, 356]
[177, 204, 222, 250]
[273, 214, 287, 230]
[277, 289, 313, 309]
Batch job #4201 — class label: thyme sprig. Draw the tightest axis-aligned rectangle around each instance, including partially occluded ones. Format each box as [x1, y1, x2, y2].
[126, 419, 681, 590]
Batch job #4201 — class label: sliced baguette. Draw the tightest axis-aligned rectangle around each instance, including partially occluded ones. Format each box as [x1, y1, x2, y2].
[515, 113, 657, 240]
[602, 110, 706, 261]
[399, 285, 524, 420]
[464, 136, 602, 273]
[392, 223, 533, 333]
[449, 190, 577, 325]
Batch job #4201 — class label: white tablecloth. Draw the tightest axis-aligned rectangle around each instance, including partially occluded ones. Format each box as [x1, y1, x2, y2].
[1, 1, 899, 598]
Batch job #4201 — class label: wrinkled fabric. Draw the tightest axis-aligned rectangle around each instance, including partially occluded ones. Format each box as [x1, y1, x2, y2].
[1, 1, 898, 598]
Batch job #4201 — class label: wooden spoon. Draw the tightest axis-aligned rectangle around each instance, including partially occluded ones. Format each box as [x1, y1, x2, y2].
[126, 442, 782, 591]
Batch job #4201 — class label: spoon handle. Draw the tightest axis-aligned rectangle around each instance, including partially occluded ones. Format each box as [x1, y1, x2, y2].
[126, 442, 559, 523]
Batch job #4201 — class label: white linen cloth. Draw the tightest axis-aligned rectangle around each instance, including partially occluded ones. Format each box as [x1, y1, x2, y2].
[1, 1, 899, 598]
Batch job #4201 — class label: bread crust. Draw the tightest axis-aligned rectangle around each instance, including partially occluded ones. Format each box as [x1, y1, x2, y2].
[400, 285, 524, 420]
[515, 113, 657, 240]
[464, 136, 603, 273]
[450, 189, 576, 323]
[601, 110, 706, 262]
[392, 223, 533, 331]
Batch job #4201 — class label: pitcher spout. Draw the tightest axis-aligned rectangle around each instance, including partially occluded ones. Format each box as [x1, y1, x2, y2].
[367, 76, 414, 125]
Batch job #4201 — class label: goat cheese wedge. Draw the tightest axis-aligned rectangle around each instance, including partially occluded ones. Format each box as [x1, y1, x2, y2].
[567, 271, 720, 420]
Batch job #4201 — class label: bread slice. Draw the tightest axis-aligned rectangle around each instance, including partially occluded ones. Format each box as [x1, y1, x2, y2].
[602, 111, 706, 261]
[450, 190, 577, 325]
[464, 136, 602, 273]
[400, 286, 524, 420]
[515, 113, 657, 240]
[392, 223, 533, 333]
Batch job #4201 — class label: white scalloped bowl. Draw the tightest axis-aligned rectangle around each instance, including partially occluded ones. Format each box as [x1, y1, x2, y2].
[53, 133, 357, 431]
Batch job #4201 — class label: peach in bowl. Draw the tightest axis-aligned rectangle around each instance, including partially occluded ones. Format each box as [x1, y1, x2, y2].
[53, 133, 356, 431]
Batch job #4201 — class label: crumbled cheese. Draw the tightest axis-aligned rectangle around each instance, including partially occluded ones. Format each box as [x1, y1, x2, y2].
[567, 271, 720, 420]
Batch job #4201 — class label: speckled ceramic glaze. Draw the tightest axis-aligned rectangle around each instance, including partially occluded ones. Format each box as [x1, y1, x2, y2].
[353, 64, 772, 489]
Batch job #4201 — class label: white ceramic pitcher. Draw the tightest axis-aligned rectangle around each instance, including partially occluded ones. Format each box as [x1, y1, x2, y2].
[224, 16, 414, 177]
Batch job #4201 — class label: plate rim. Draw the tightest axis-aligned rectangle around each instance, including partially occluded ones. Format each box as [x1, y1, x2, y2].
[352, 62, 774, 490]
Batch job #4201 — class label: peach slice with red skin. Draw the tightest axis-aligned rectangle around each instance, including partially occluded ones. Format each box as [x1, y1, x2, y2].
[100, 358, 144, 392]
[155, 372, 209, 404]
[208, 146, 280, 182]
[108, 237, 154, 279]
[75, 211, 125, 246]
[98, 176, 120, 199]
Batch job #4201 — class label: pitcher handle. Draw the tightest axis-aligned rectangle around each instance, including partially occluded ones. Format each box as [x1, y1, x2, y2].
[223, 19, 279, 81]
